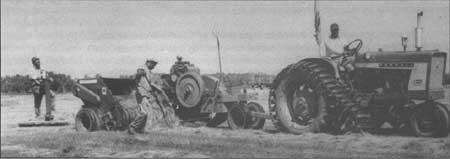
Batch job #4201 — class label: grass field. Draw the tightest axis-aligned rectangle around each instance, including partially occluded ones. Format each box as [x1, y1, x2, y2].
[1, 89, 450, 158]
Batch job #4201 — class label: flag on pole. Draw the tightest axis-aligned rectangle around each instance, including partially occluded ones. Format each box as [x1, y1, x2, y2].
[313, 0, 325, 56]
[314, 0, 321, 46]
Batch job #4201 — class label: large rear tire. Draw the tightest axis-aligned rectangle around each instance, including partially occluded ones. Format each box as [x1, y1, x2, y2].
[174, 72, 209, 122]
[271, 59, 354, 134]
[410, 102, 450, 137]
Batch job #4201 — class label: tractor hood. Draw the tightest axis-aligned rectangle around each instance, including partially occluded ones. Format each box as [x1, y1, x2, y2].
[354, 50, 447, 100]
[356, 50, 447, 63]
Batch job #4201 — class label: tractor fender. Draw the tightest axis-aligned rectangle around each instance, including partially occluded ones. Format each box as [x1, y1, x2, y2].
[302, 57, 339, 78]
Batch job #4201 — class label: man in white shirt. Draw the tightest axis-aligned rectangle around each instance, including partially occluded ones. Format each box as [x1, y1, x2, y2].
[324, 23, 349, 57]
[316, 23, 355, 74]
[315, 23, 349, 57]
[30, 57, 55, 121]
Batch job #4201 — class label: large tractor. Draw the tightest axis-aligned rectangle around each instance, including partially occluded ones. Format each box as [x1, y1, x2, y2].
[269, 12, 450, 137]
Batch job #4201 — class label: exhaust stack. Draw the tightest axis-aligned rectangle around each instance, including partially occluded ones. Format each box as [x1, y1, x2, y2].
[415, 11, 423, 51]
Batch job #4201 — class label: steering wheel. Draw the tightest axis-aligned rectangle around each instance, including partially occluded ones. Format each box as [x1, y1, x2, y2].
[344, 39, 363, 56]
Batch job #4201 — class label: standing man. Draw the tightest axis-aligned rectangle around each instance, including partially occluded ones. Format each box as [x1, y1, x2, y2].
[30, 57, 55, 121]
[128, 59, 178, 135]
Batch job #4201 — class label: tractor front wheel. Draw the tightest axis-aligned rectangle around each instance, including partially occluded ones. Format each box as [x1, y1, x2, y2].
[410, 102, 450, 137]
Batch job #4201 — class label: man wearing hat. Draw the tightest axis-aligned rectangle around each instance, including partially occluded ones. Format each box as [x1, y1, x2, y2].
[30, 57, 55, 121]
[128, 59, 178, 134]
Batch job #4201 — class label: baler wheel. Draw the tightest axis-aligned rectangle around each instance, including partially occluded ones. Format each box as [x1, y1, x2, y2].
[245, 102, 266, 129]
[228, 104, 247, 129]
[75, 108, 102, 132]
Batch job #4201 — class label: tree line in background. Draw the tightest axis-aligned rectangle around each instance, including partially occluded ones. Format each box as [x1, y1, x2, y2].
[208, 73, 275, 88]
[2, 73, 450, 94]
[0, 72, 275, 94]
[119, 72, 275, 88]
[1, 72, 75, 94]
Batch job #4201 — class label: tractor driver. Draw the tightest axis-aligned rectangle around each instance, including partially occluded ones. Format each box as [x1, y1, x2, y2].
[324, 23, 349, 57]
[317, 23, 355, 73]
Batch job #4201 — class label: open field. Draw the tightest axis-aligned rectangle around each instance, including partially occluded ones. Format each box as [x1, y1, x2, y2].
[1, 89, 450, 158]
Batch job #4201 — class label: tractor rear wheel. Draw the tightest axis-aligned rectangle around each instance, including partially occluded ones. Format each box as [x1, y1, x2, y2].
[75, 107, 103, 132]
[410, 102, 450, 137]
[174, 72, 209, 122]
[175, 72, 205, 108]
[271, 59, 355, 134]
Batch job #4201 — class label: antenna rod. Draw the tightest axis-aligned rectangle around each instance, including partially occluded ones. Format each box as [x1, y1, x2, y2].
[213, 33, 223, 82]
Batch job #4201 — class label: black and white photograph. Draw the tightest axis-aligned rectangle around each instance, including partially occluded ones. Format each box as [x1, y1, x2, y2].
[1, 0, 449, 158]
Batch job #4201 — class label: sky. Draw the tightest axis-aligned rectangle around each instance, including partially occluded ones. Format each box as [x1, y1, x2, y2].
[1, 0, 449, 78]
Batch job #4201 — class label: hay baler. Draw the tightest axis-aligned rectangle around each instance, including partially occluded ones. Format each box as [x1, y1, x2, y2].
[72, 77, 139, 131]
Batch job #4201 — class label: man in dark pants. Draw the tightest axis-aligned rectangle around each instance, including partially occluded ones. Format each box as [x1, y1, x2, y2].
[128, 59, 178, 134]
[30, 57, 55, 121]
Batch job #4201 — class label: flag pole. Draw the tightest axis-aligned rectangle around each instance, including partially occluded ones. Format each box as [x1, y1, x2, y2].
[212, 32, 223, 83]
[314, 0, 323, 56]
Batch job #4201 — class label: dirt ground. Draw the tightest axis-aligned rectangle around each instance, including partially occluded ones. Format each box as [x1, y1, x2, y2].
[1, 89, 450, 158]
